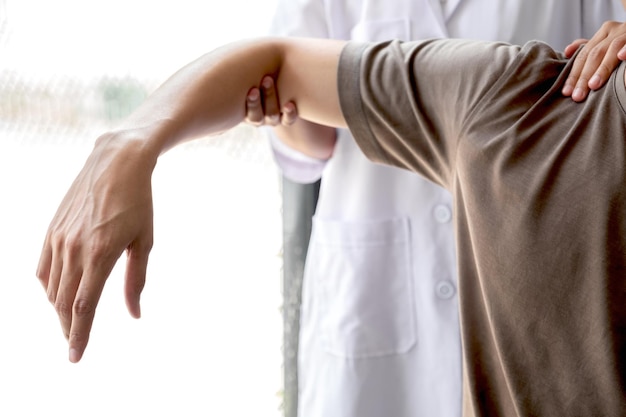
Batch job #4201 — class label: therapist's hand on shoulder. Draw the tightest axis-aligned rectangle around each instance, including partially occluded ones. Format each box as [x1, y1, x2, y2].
[36, 134, 156, 363]
[563, 20, 626, 102]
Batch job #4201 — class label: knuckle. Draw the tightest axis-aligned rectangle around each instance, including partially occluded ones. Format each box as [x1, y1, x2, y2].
[609, 38, 626, 51]
[50, 230, 64, 252]
[69, 330, 89, 347]
[54, 300, 72, 319]
[63, 234, 82, 258]
[586, 46, 606, 62]
[577, 47, 590, 61]
[597, 63, 611, 78]
[73, 298, 95, 318]
[87, 236, 112, 264]
[601, 20, 618, 31]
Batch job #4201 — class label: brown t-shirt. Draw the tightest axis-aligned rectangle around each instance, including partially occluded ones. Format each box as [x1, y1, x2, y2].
[339, 39, 626, 416]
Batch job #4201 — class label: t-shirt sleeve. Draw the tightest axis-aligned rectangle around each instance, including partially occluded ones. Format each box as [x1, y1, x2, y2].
[338, 38, 523, 188]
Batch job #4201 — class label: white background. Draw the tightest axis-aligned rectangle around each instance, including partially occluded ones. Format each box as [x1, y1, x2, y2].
[0, 1, 284, 416]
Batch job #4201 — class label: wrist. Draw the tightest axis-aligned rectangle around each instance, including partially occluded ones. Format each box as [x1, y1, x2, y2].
[94, 124, 170, 172]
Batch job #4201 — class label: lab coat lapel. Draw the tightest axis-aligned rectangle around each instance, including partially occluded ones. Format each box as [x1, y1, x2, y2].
[442, 0, 463, 21]
[413, 0, 449, 38]
[424, 0, 456, 37]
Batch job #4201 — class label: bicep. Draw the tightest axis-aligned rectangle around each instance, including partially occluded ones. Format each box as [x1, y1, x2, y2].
[276, 38, 348, 129]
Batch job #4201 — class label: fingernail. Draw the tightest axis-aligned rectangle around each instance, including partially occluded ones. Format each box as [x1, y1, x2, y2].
[562, 84, 573, 96]
[69, 348, 81, 363]
[262, 77, 273, 88]
[573, 87, 584, 101]
[589, 74, 600, 88]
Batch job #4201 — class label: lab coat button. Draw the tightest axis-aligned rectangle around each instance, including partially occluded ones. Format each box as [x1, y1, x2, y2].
[436, 281, 456, 299]
[434, 204, 452, 223]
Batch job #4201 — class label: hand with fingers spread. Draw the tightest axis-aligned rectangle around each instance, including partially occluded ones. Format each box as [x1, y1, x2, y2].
[245, 75, 298, 127]
[562, 20, 626, 102]
[36, 134, 156, 363]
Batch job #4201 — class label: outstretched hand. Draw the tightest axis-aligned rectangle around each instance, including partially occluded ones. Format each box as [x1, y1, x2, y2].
[36, 135, 156, 363]
[562, 20, 626, 102]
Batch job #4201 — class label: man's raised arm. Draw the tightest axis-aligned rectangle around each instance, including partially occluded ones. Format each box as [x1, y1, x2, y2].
[119, 37, 346, 153]
[35, 37, 346, 363]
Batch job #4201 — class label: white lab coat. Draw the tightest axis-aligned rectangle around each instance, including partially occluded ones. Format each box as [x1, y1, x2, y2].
[268, 1, 626, 416]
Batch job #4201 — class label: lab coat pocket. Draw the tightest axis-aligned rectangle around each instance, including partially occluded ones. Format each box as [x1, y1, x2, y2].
[311, 217, 416, 358]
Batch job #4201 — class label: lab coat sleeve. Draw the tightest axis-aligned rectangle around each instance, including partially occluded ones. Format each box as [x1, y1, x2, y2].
[264, 0, 333, 183]
[266, 131, 330, 184]
[269, 0, 330, 37]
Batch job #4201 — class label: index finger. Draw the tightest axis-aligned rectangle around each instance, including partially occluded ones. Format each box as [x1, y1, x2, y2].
[261, 76, 281, 125]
